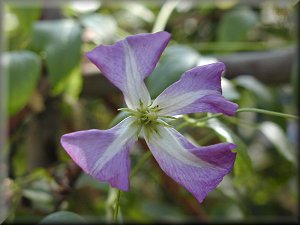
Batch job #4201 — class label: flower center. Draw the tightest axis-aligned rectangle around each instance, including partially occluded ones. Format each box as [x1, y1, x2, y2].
[136, 105, 160, 126]
[118, 100, 176, 137]
[119, 103, 161, 127]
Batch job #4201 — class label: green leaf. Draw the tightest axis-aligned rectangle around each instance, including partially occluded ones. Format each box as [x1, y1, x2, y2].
[146, 45, 200, 98]
[39, 211, 87, 224]
[206, 118, 254, 187]
[6, 4, 41, 50]
[4, 51, 41, 116]
[259, 121, 296, 165]
[217, 7, 258, 42]
[54, 65, 82, 98]
[8, 4, 41, 33]
[32, 19, 82, 94]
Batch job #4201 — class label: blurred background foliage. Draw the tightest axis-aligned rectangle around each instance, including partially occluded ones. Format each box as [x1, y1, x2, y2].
[1, 0, 298, 223]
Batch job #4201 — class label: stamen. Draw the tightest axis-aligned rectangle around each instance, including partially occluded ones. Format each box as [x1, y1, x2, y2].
[118, 108, 140, 116]
[159, 115, 177, 120]
[118, 103, 173, 137]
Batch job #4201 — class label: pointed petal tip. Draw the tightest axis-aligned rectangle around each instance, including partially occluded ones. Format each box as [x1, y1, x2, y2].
[60, 132, 73, 147]
[157, 30, 171, 35]
[213, 61, 226, 75]
[156, 30, 171, 39]
[183, 61, 225, 75]
[201, 61, 226, 72]
[225, 102, 239, 116]
[216, 61, 225, 68]
[85, 50, 93, 60]
[84, 45, 106, 65]
[228, 143, 238, 151]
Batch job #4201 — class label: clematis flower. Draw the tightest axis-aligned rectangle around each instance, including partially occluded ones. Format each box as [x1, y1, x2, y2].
[61, 31, 238, 203]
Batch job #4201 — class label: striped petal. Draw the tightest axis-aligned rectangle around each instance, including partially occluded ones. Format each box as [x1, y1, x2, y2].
[144, 124, 236, 203]
[86, 31, 171, 109]
[152, 62, 238, 116]
[60, 117, 139, 191]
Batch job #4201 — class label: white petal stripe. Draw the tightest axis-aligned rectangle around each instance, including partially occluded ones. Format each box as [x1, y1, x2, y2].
[91, 117, 138, 173]
[123, 40, 151, 109]
[153, 89, 219, 116]
[146, 124, 214, 168]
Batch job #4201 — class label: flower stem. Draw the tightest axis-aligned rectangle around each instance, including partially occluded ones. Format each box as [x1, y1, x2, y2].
[152, 0, 180, 32]
[113, 189, 121, 223]
[130, 151, 152, 178]
[177, 107, 298, 130]
[196, 113, 223, 123]
[236, 108, 299, 119]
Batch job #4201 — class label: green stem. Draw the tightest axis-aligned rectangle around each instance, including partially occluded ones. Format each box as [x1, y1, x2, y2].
[176, 121, 190, 131]
[222, 116, 258, 129]
[177, 107, 298, 130]
[111, 150, 155, 222]
[130, 151, 152, 178]
[237, 108, 299, 119]
[196, 113, 223, 123]
[152, 0, 180, 32]
[177, 113, 223, 130]
[113, 189, 121, 223]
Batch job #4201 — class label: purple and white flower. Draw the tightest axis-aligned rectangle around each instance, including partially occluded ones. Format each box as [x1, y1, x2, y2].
[61, 31, 238, 203]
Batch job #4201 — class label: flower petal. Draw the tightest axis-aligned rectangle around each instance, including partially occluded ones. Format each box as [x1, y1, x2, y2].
[60, 117, 139, 191]
[152, 62, 238, 116]
[86, 31, 171, 109]
[144, 124, 236, 203]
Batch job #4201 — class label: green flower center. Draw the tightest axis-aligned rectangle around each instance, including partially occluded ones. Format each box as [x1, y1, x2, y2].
[118, 101, 176, 137]
[136, 105, 160, 125]
[119, 104, 161, 127]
